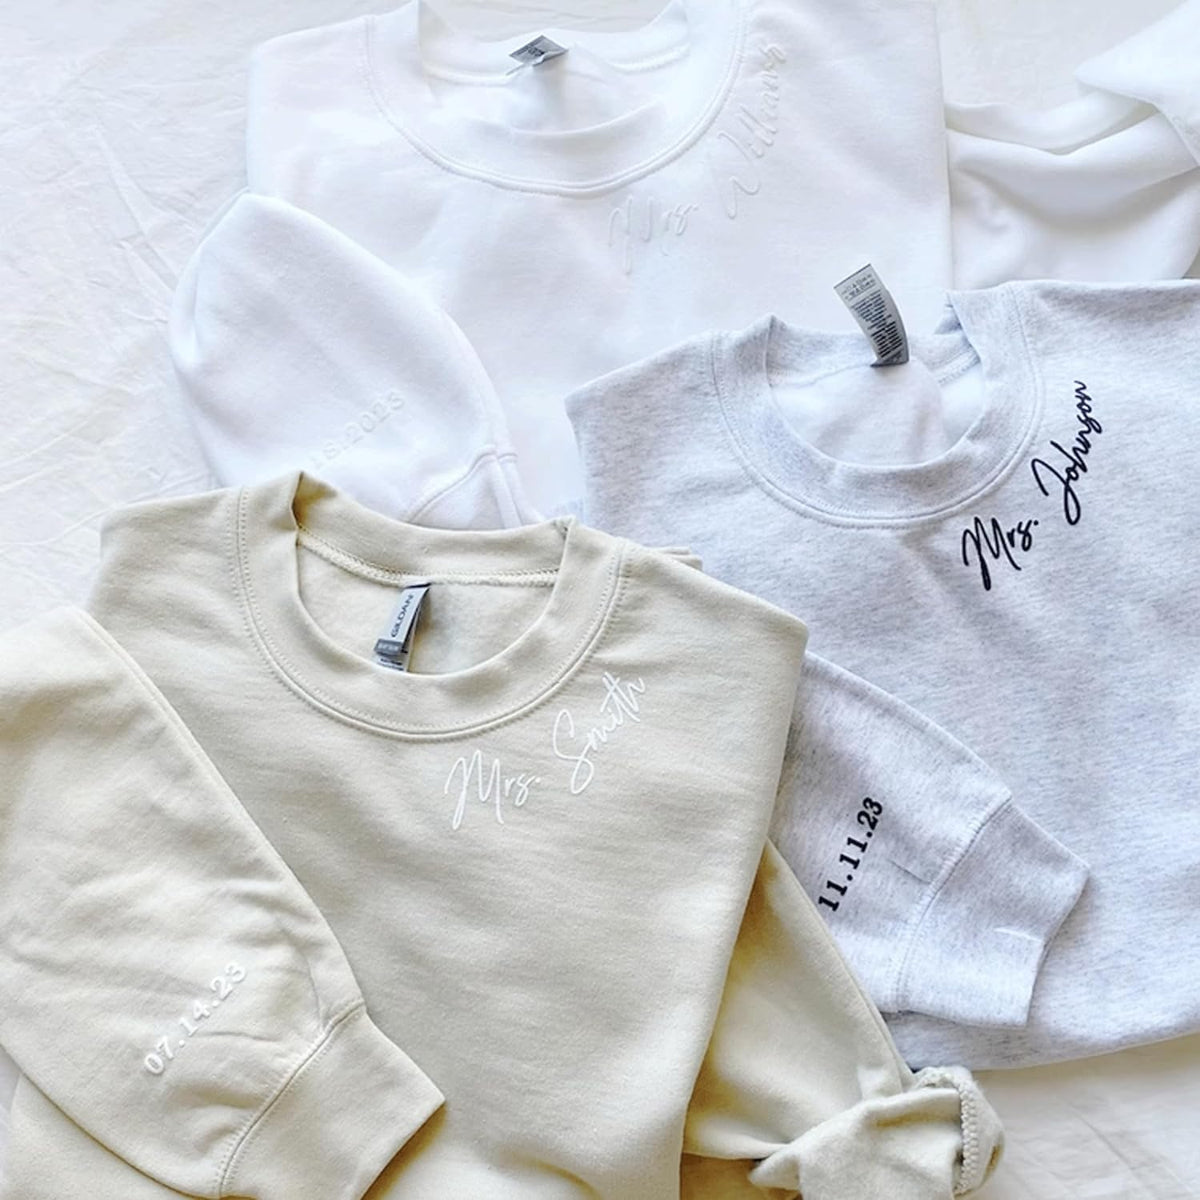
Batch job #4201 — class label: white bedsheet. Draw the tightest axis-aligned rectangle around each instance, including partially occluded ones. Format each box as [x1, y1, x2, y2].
[1, 2, 1197, 1195]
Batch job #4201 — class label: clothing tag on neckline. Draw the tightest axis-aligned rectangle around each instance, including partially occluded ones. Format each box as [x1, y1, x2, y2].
[509, 35, 569, 68]
[373, 583, 429, 674]
[834, 264, 910, 367]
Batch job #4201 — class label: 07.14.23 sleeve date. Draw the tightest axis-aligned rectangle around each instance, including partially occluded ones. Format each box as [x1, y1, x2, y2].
[142, 961, 248, 1078]
[817, 798, 883, 913]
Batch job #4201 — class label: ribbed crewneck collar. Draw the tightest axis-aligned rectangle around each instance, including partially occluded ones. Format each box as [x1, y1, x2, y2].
[235, 474, 625, 736]
[364, 0, 745, 194]
[713, 287, 1042, 524]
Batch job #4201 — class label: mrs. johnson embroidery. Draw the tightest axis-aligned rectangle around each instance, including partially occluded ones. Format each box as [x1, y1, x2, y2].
[960, 381, 1102, 592]
[444, 672, 647, 830]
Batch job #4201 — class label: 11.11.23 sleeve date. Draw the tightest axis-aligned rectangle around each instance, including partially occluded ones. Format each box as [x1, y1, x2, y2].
[817, 798, 883, 913]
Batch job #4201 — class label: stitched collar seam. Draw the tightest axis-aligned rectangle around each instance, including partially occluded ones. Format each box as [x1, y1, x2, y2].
[295, 524, 563, 586]
[711, 296, 1048, 529]
[359, 7, 748, 198]
[420, 41, 689, 86]
[768, 342, 979, 393]
[242, 550, 628, 741]
[236, 490, 628, 738]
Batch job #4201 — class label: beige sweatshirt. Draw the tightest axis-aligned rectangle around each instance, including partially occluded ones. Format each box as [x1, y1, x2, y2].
[0, 474, 1000, 1199]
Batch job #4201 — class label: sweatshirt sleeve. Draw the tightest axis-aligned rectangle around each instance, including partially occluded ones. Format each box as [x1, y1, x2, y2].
[770, 654, 1088, 1036]
[1075, 0, 1200, 163]
[683, 841, 1003, 1199]
[169, 191, 539, 530]
[0, 608, 443, 1199]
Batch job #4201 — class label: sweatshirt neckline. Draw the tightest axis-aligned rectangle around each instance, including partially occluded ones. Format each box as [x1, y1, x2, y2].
[235, 474, 624, 736]
[713, 287, 1042, 525]
[364, 0, 744, 194]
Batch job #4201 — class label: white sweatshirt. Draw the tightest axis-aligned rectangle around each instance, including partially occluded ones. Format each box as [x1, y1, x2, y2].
[239, 0, 957, 514]
[567, 279, 1200, 1067]
[169, 0, 1200, 518]
[0, 474, 1001, 1199]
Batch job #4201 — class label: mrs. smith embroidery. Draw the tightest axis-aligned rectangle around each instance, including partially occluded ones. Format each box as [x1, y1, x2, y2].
[960, 381, 1102, 592]
[552, 671, 646, 796]
[445, 750, 542, 832]
[445, 672, 647, 829]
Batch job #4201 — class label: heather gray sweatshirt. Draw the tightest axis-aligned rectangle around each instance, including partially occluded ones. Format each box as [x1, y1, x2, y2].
[568, 280, 1200, 1067]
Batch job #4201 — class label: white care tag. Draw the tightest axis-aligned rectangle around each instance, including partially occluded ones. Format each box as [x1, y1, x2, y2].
[509, 35, 569, 68]
[373, 583, 429, 673]
[834, 264, 909, 367]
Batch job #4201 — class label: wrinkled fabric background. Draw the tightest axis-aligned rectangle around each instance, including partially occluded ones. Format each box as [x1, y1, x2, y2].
[1, 1, 1197, 1196]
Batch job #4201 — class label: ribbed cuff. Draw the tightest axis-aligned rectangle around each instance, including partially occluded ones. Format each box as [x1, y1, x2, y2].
[223, 1005, 444, 1200]
[746, 1064, 1004, 1198]
[912, 1066, 1004, 1194]
[898, 801, 1088, 1028]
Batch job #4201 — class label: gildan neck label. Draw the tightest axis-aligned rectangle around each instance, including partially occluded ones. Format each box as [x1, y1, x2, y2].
[834, 264, 910, 367]
[509, 35, 569, 69]
[374, 583, 429, 672]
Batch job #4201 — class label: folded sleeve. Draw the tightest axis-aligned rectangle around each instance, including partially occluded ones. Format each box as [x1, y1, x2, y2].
[769, 654, 1088, 1035]
[1075, 0, 1200, 162]
[0, 608, 443, 1199]
[170, 191, 538, 530]
[683, 842, 1003, 1199]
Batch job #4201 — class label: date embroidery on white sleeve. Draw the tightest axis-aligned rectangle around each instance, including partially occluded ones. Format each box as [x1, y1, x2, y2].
[142, 962, 248, 1077]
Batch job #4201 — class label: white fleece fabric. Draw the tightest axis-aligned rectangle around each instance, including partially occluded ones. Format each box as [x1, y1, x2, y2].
[168, 0, 1200, 518]
[948, 0, 1200, 287]
[228, 0, 960, 514]
[172, 195, 539, 530]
